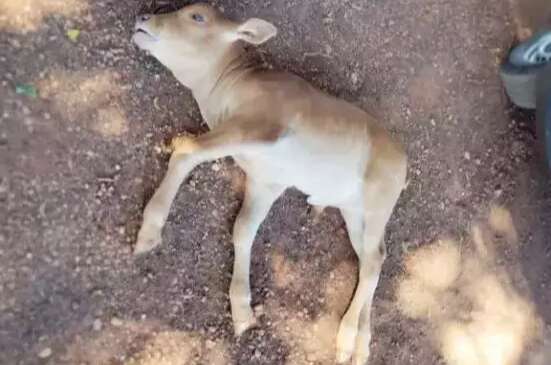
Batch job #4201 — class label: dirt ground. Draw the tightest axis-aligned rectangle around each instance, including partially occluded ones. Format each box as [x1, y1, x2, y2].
[1, 0, 551, 364]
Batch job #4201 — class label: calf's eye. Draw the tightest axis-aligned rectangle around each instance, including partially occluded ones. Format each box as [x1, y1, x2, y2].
[191, 14, 205, 23]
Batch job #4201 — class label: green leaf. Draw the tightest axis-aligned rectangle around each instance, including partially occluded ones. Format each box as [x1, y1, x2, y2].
[66, 29, 81, 42]
[15, 84, 38, 98]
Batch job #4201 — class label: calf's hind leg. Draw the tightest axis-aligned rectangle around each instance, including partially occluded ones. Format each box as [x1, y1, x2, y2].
[336, 178, 403, 364]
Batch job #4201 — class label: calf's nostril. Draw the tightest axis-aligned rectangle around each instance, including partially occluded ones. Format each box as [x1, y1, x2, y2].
[138, 14, 152, 22]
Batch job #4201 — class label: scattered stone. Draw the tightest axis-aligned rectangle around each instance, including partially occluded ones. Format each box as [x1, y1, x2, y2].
[38, 348, 52, 359]
[350, 71, 359, 86]
[205, 339, 216, 349]
[93, 318, 102, 331]
[110, 317, 123, 327]
[254, 304, 265, 316]
[253, 349, 262, 358]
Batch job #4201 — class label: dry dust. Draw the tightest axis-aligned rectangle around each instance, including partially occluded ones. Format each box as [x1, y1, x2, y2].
[508, 0, 551, 39]
[38, 70, 129, 137]
[0, 0, 88, 33]
[407, 66, 446, 111]
[63, 318, 230, 365]
[267, 259, 357, 364]
[397, 206, 541, 365]
[2, 0, 551, 364]
[126, 331, 230, 365]
[64, 319, 163, 365]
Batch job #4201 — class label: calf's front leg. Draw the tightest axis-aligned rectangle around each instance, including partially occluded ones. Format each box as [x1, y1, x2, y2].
[230, 179, 284, 336]
[134, 118, 285, 255]
[134, 149, 199, 255]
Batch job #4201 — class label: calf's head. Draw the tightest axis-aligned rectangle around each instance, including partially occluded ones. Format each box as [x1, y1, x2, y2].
[133, 3, 277, 85]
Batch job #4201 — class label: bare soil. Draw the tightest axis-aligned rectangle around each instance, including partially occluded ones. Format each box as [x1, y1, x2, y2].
[1, 0, 550, 364]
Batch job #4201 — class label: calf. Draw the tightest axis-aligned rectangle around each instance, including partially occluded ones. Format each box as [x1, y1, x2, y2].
[132, 4, 407, 364]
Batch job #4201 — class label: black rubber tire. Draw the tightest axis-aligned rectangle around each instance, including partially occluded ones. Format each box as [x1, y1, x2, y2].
[509, 29, 551, 67]
[536, 63, 551, 173]
[500, 61, 545, 109]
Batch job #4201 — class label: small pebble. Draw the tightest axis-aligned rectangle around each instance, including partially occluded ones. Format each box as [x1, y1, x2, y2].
[93, 319, 102, 331]
[38, 348, 52, 359]
[110, 317, 123, 327]
[205, 339, 216, 349]
[254, 304, 265, 316]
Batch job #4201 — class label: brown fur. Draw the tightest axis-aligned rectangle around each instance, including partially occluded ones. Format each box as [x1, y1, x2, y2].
[132, 4, 407, 364]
